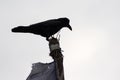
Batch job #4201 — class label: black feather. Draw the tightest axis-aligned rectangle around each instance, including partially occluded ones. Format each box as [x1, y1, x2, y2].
[12, 17, 72, 41]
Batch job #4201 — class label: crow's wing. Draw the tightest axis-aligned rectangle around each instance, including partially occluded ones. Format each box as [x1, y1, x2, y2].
[28, 19, 62, 37]
[39, 20, 63, 37]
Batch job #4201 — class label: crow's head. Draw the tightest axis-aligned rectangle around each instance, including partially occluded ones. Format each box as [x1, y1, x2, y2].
[58, 17, 72, 31]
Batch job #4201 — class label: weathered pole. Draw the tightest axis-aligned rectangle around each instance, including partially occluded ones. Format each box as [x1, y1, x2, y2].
[49, 37, 64, 80]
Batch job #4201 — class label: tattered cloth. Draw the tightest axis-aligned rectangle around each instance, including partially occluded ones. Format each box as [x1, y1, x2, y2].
[26, 62, 57, 80]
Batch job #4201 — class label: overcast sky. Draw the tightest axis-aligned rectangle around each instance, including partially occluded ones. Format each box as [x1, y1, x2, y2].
[0, 0, 120, 80]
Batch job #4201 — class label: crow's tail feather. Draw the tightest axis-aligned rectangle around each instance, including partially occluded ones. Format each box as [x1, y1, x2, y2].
[12, 26, 30, 33]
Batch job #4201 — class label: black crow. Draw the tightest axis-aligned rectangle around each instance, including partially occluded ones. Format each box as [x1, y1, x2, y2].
[12, 17, 72, 41]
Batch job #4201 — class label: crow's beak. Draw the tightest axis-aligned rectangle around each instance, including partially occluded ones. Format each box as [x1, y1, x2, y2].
[67, 24, 72, 31]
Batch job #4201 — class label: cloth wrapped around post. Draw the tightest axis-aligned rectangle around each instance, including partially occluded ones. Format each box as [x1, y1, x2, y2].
[26, 62, 57, 80]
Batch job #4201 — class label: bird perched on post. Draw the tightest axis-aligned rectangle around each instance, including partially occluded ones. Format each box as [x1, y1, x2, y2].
[12, 17, 72, 41]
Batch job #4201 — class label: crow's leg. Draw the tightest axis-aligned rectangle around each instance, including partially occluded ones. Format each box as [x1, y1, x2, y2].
[57, 34, 60, 41]
[56, 31, 61, 38]
[46, 37, 49, 41]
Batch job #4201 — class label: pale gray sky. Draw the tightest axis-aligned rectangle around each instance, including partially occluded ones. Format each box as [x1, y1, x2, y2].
[0, 0, 120, 80]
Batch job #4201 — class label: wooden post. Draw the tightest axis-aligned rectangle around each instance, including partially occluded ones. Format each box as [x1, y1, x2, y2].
[49, 37, 64, 80]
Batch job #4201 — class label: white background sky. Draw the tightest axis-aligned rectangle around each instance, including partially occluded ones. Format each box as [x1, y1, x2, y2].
[0, 0, 120, 80]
